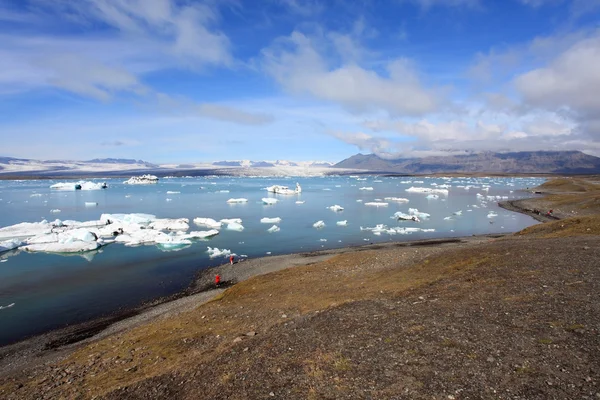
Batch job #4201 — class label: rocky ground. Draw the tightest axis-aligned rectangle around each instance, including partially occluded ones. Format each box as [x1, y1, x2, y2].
[0, 177, 599, 399]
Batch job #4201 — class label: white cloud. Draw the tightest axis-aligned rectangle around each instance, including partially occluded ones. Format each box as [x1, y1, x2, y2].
[195, 104, 274, 125]
[262, 31, 440, 116]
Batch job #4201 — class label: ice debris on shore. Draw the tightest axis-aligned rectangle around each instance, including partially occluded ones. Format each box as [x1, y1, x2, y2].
[360, 224, 435, 236]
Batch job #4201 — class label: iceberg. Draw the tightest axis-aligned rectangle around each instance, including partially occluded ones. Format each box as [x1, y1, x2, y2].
[487, 211, 498, 218]
[50, 209, 61, 213]
[194, 218, 222, 229]
[359, 187, 374, 191]
[207, 246, 232, 258]
[336, 220, 348, 226]
[0, 220, 54, 240]
[405, 187, 449, 196]
[85, 202, 98, 207]
[79, 181, 107, 190]
[0, 239, 22, 253]
[23, 241, 100, 253]
[225, 222, 245, 231]
[50, 182, 80, 191]
[0, 303, 15, 310]
[148, 218, 190, 231]
[123, 175, 159, 185]
[384, 197, 409, 203]
[426, 194, 439, 200]
[393, 212, 419, 222]
[409, 208, 430, 219]
[266, 183, 302, 195]
[328, 205, 344, 212]
[313, 220, 325, 229]
[267, 225, 280, 233]
[262, 198, 278, 205]
[227, 198, 248, 203]
[261, 217, 282, 224]
[365, 202, 388, 207]
[166, 191, 180, 194]
[101, 213, 157, 226]
[179, 229, 220, 240]
[220, 218, 242, 225]
[295, 201, 305, 204]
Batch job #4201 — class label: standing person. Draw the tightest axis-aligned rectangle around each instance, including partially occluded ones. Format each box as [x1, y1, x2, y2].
[230, 255, 234, 265]
[215, 274, 221, 286]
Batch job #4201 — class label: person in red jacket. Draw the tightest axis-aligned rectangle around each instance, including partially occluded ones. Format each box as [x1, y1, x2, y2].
[230, 255, 234, 265]
[215, 274, 221, 286]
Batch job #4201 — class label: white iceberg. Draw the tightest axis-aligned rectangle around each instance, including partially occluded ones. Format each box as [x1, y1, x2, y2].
[313, 220, 325, 229]
[220, 218, 242, 224]
[101, 213, 157, 226]
[393, 212, 419, 222]
[0, 220, 54, 240]
[267, 225, 280, 233]
[261, 217, 282, 224]
[328, 205, 344, 212]
[262, 198, 278, 205]
[336, 220, 348, 226]
[79, 181, 107, 190]
[23, 241, 100, 253]
[85, 202, 98, 207]
[487, 211, 498, 218]
[50, 182, 80, 191]
[426, 194, 439, 200]
[148, 218, 190, 231]
[207, 246, 232, 258]
[359, 187, 374, 191]
[227, 198, 248, 203]
[296, 201, 305, 204]
[0, 239, 22, 253]
[225, 222, 245, 231]
[365, 202, 388, 207]
[409, 208, 430, 219]
[266, 183, 302, 195]
[50, 209, 61, 213]
[193, 218, 222, 229]
[384, 197, 409, 203]
[406, 187, 449, 196]
[123, 175, 159, 184]
[166, 191, 180, 194]
[179, 229, 220, 240]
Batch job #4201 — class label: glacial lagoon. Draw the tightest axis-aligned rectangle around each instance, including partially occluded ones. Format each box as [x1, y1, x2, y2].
[0, 175, 544, 345]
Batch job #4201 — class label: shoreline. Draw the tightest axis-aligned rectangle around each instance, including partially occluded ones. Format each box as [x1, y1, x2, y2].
[0, 188, 557, 375]
[0, 234, 505, 375]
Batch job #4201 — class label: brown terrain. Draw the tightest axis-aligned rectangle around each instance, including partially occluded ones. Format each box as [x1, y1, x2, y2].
[1, 177, 599, 399]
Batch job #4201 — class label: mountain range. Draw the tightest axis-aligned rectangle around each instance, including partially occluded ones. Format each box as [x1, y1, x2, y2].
[334, 151, 600, 174]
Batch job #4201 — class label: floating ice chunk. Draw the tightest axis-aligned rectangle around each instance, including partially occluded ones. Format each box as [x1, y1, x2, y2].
[328, 205, 344, 212]
[356, 199, 363, 203]
[296, 201, 305, 204]
[313, 220, 325, 229]
[267, 225, 280, 233]
[166, 191, 180, 194]
[365, 202, 388, 207]
[23, 241, 100, 253]
[0, 221, 54, 240]
[225, 222, 245, 231]
[487, 211, 498, 218]
[384, 197, 409, 203]
[426, 194, 439, 200]
[227, 198, 248, 203]
[179, 229, 219, 240]
[85, 202, 98, 207]
[0, 239, 22, 253]
[0, 303, 15, 310]
[261, 217, 282, 224]
[50, 182, 78, 191]
[219, 190, 230, 193]
[166, 198, 172, 202]
[262, 198, 278, 205]
[359, 187, 374, 191]
[123, 175, 159, 184]
[50, 209, 61, 213]
[194, 218, 222, 229]
[453, 210, 462, 216]
[101, 213, 157, 226]
[79, 181, 106, 190]
[406, 187, 449, 195]
[374, 180, 383, 183]
[221, 218, 242, 224]
[336, 220, 348, 226]
[149, 218, 190, 231]
[393, 212, 419, 222]
[30, 193, 42, 197]
[207, 247, 232, 258]
[319, 238, 327, 242]
[409, 208, 430, 219]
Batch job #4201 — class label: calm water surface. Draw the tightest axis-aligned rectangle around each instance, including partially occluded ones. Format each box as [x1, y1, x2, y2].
[0, 175, 544, 345]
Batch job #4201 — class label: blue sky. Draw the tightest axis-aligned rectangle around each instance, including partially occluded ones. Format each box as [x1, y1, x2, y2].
[1, 0, 600, 163]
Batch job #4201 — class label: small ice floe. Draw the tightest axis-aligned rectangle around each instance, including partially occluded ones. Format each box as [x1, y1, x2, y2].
[406, 187, 449, 196]
[0, 239, 23, 253]
[393, 212, 419, 222]
[261, 217, 282, 224]
[149, 218, 189, 231]
[336, 220, 348, 226]
[166, 191, 180, 194]
[50, 182, 79, 191]
[266, 251, 272, 255]
[227, 198, 248, 203]
[323, 188, 331, 191]
[296, 201, 305, 204]
[221, 218, 242, 225]
[194, 218, 222, 229]
[328, 205, 344, 212]
[487, 211, 498, 218]
[374, 180, 383, 183]
[409, 208, 430, 219]
[262, 198, 278, 205]
[166, 198, 173, 202]
[30, 193, 42, 197]
[123, 175, 159, 185]
[219, 190, 230, 193]
[356, 199, 363, 203]
[267, 225, 280, 233]
[384, 197, 409, 203]
[225, 222, 245, 231]
[125, 195, 132, 198]
[319, 238, 327, 242]
[359, 187, 374, 191]
[313, 220, 325, 229]
[180, 229, 219, 239]
[50, 209, 61, 213]
[444, 216, 453, 221]
[365, 202, 388, 207]
[426, 194, 439, 200]
[85, 202, 98, 207]
[206, 246, 232, 258]
[0, 303, 15, 310]
[453, 210, 462, 216]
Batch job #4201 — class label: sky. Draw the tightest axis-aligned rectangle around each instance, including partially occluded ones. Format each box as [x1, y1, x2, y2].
[1, 0, 600, 163]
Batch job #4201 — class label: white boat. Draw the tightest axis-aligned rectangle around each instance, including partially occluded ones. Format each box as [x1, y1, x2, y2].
[266, 182, 301, 195]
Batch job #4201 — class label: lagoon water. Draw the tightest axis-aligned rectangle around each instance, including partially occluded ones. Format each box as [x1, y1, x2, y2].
[0, 175, 544, 345]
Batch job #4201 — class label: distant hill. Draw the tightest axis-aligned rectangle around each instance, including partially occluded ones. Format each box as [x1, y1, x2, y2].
[334, 151, 600, 174]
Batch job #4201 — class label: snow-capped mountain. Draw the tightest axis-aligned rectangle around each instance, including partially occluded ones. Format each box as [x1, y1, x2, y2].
[211, 160, 334, 168]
